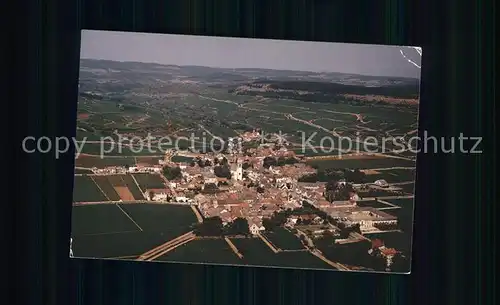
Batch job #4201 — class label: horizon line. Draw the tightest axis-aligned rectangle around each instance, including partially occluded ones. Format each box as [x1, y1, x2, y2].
[79, 57, 421, 81]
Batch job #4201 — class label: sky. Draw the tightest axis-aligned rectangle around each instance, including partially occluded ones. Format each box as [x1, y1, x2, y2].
[81, 30, 422, 79]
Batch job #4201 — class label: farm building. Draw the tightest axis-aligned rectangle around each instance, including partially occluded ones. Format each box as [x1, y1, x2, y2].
[144, 188, 172, 201]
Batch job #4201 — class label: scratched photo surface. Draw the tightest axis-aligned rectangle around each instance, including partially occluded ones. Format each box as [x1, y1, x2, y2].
[70, 30, 421, 274]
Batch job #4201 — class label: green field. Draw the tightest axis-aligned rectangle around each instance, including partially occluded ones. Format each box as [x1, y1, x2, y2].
[274, 251, 335, 270]
[80, 143, 163, 156]
[263, 227, 305, 250]
[230, 238, 333, 269]
[356, 200, 392, 209]
[118, 204, 197, 232]
[71, 204, 199, 259]
[131, 173, 166, 192]
[136, 156, 164, 166]
[376, 198, 415, 233]
[75, 156, 136, 168]
[154, 239, 241, 265]
[170, 156, 195, 163]
[399, 182, 416, 194]
[365, 169, 416, 183]
[230, 238, 280, 266]
[73, 176, 108, 202]
[384, 198, 415, 207]
[91, 176, 121, 201]
[72, 231, 175, 259]
[307, 157, 416, 170]
[72, 204, 140, 236]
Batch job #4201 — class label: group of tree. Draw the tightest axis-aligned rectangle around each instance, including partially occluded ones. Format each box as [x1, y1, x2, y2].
[314, 230, 338, 249]
[190, 158, 212, 168]
[224, 218, 250, 235]
[247, 80, 419, 99]
[262, 156, 299, 168]
[162, 166, 182, 180]
[337, 223, 362, 239]
[298, 168, 366, 184]
[195, 216, 223, 236]
[242, 162, 252, 170]
[344, 169, 367, 184]
[194, 216, 250, 236]
[262, 201, 330, 231]
[324, 181, 355, 202]
[214, 165, 232, 179]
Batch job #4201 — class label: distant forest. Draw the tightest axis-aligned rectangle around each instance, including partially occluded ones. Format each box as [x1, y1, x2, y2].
[253, 80, 419, 98]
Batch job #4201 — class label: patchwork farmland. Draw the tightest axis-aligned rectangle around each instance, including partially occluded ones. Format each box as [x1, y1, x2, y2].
[73, 174, 147, 203]
[107, 174, 145, 200]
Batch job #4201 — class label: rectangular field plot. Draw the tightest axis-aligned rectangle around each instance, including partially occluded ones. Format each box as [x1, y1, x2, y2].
[75, 155, 135, 168]
[356, 200, 392, 209]
[398, 182, 416, 194]
[73, 176, 108, 202]
[363, 169, 416, 183]
[118, 204, 197, 233]
[230, 238, 333, 269]
[108, 174, 144, 200]
[135, 156, 163, 166]
[71, 204, 141, 236]
[80, 143, 160, 156]
[306, 157, 416, 170]
[383, 198, 415, 207]
[131, 173, 166, 192]
[263, 227, 305, 250]
[379, 198, 414, 232]
[274, 251, 335, 270]
[91, 176, 121, 201]
[72, 231, 177, 259]
[153, 239, 241, 265]
[229, 238, 277, 266]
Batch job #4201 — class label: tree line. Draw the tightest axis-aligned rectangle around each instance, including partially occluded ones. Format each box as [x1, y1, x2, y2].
[194, 216, 250, 236]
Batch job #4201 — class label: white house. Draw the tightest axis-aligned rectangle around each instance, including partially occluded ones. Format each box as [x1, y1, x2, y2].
[175, 196, 193, 204]
[285, 216, 299, 228]
[374, 179, 389, 187]
[144, 188, 171, 201]
[249, 223, 266, 235]
[346, 208, 397, 232]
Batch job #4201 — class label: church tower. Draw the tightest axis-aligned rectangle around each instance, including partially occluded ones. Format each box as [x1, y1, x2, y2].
[233, 159, 243, 181]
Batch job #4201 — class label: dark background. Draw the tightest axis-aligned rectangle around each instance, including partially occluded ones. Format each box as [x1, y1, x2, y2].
[11, 0, 495, 305]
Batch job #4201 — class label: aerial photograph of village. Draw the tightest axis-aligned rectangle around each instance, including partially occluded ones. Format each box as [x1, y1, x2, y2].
[71, 30, 421, 274]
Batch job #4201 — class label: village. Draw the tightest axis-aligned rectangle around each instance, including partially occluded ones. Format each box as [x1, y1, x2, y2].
[74, 130, 414, 270]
